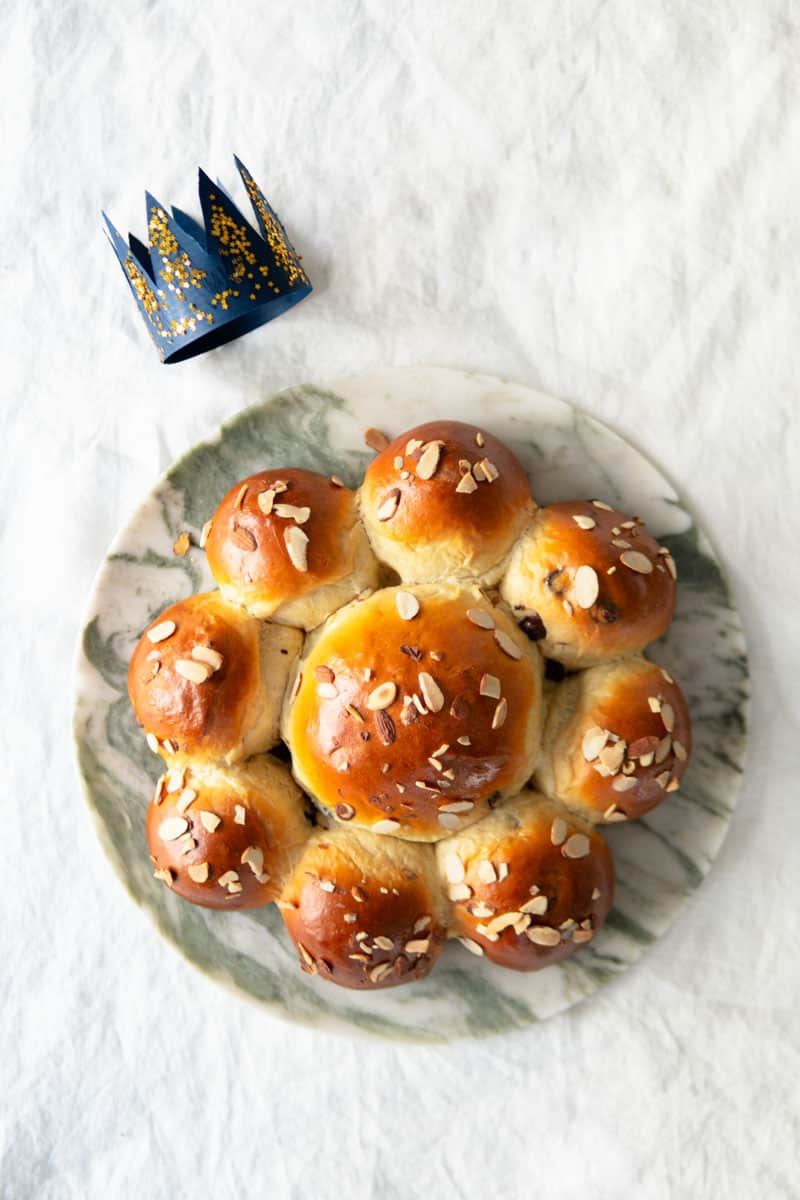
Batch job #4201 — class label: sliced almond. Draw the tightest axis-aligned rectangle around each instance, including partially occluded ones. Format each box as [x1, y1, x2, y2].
[457, 937, 485, 956]
[455, 471, 478, 494]
[494, 629, 522, 659]
[418, 672, 444, 713]
[395, 591, 420, 620]
[377, 489, 401, 521]
[416, 442, 442, 480]
[405, 939, 430, 955]
[175, 659, 212, 684]
[147, 620, 176, 645]
[366, 681, 397, 710]
[187, 862, 209, 883]
[199, 520, 212, 548]
[673, 740, 688, 762]
[550, 817, 567, 846]
[573, 565, 599, 609]
[581, 726, 609, 762]
[660, 703, 675, 732]
[439, 800, 474, 814]
[492, 697, 508, 729]
[159, 817, 189, 841]
[479, 673, 501, 699]
[620, 550, 653, 574]
[520, 895, 548, 915]
[655, 734, 672, 763]
[176, 787, 197, 813]
[527, 927, 561, 947]
[466, 608, 495, 630]
[563, 833, 590, 859]
[191, 644, 223, 671]
[234, 484, 248, 509]
[449, 882, 472, 902]
[284, 525, 309, 572]
[316, 681, 338, 699]
[372, 819, 400, 835]
[598, 740, 626, 774]
[199, 811, 221, 833]
[612, 775, 638, 792]
[273, 503, 311, 524]
[572, 514, 596, 530]
[241, 846, 266, 879]
[477, 860, 498, 884]
[257, 489, 275, 514]
[365, 427, 390, 452]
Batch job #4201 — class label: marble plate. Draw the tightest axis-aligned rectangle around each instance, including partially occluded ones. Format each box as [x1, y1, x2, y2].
[73, 367, 749, 1042]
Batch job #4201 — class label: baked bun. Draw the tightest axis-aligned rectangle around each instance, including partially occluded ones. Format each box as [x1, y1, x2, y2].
[500, 500, 676, 668]
[360, 421, 535, 585]
[128, 592, 302, 765]
[205, 469, 379, 629]
[147, 755, 311, 909]
[437, 792, 614, 969]
[278, 827, 447, 988]
[282, 584, 544, 841]
[536, 656, 691, 823]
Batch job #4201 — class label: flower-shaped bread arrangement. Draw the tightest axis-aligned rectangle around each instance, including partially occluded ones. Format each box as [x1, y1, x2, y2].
[129, 420, 689, 991]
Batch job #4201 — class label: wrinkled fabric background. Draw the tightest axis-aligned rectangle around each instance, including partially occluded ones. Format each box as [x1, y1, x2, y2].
[1, 2, 797, 1196]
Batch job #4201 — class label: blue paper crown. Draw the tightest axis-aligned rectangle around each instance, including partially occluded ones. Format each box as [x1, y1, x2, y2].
[103, 157, 312, 364]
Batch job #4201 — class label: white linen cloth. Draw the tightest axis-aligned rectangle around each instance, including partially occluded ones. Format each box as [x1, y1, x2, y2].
[1, 1, 797, 1196]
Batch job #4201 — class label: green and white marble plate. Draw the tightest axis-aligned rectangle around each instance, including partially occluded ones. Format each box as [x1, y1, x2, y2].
[73, 367, 749, 1042]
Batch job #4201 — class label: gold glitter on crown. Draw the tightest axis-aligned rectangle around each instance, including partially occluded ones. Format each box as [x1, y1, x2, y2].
[104, 157, 312, 364]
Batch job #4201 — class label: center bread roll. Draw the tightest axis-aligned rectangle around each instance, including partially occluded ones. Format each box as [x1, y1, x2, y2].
[282, 583, 544, 841]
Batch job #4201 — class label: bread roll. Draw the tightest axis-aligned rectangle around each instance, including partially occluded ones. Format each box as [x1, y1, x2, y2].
[282, 584, 544, 841]
[278, 827, 447, 989]
[205, 469, 379, 629]
[128, 591, 301, 765]
[437, 792, 614, 969]
[147, 755, 311, 909]
[536, 656, 691, 823]
[500, 500, 676, 668]
[360, 420, 535, 585]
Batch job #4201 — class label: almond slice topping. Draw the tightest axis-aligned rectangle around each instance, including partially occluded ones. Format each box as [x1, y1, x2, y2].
[366, 681, 397, 710]
[147, 620, 177, 644]
[395, 591, 420, 620]
[416, 442, 442, 480]
[191, 644, 223, 671]
[175, 659, 212, 684]
[620, 550, 653, 574]
[494, 629, 522, 659]
[159, 817, 189, 841]
[418, 672, 444, 712]
[574, 565, 599, 609]
[284, 525, 309, 572]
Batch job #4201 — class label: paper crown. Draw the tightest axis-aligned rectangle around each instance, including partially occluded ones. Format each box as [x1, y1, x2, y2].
[103, 157, 312, 364]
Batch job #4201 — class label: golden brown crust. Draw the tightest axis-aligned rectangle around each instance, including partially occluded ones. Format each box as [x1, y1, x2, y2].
[128, 592, 301, 765]
[205, 469, 379, 627]
[278, 828, 447, 989]
[282, 584, 544, 841]
[437, 792, 614, 970]
[146, 756, 312, 909]
[536, 656, 692, 823]
[500, 501, 676, 668]
[360, 420, 536, 584]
